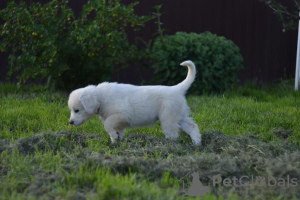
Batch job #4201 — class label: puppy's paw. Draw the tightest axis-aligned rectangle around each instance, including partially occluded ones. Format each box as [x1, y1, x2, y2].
[192, 135, 202, 146]
[110, 137, 120, 143]
[110, 132, 123, 143]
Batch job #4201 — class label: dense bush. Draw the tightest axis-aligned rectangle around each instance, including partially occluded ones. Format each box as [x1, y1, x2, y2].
[0, 0, 149, 90]
[152, 32, 244, 94]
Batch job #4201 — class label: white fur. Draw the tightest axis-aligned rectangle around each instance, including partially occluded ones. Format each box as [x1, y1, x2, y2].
[68, 60, 201, 145]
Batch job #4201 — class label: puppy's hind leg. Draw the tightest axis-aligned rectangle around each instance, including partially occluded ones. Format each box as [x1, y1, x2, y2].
[179, 117, 201, 145]
[159, 108, 180, 140]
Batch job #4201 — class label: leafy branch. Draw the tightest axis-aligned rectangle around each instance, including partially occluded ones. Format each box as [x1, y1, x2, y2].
[260, 0, 300, 31]
[152, 5, 166, 44]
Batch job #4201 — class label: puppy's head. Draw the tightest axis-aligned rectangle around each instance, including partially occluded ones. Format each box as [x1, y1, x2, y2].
[68, 85, 100, 126]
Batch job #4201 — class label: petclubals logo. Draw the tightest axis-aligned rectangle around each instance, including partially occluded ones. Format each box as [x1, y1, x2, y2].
[180, 172, 210, 197]
[187, 172, 210, 196]
[179, 172, 298, 197]
[212, 174, 298, 188]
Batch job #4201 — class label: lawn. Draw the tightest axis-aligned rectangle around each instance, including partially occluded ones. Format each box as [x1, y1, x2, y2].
[0, 82, 300, 199]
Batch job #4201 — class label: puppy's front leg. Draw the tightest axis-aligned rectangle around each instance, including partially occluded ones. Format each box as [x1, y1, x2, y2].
[104, 114, 128, 143]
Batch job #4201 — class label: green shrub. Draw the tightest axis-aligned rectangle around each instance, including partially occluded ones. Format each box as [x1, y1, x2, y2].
[151, 32, 244, 94]
[0, 0, 149, 90]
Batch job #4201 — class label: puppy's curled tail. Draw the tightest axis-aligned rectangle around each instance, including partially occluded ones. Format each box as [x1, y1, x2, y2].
[175, 60, 196, 92]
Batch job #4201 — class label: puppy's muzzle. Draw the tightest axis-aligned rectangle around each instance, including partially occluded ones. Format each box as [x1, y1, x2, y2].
[69, 120, 75, 125]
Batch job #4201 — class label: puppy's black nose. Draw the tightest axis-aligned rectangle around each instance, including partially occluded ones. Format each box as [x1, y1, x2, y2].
[69, 120, 74, 125]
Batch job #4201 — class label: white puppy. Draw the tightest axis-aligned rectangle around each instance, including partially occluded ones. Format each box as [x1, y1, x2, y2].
[68, 60, 201, 145]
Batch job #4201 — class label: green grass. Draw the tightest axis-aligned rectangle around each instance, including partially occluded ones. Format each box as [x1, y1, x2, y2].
[0, 82, 300, 199]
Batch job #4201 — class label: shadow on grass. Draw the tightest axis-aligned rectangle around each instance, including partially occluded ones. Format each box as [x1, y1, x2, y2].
[1, 131, 299, 199]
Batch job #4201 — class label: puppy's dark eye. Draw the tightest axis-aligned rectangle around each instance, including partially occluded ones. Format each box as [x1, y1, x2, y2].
[75, 110, 79, 113]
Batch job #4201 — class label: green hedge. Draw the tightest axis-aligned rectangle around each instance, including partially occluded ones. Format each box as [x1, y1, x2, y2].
[0, 0, 149, 90]
[152, 32, 244, 94]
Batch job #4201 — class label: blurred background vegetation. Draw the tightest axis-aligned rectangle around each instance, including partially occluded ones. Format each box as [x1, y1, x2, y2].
[0, 0, 298, 94]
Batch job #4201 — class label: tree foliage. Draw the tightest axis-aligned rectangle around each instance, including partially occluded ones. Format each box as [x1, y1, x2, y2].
[0, 0, 150, 90]
[260, 0, 300, 31]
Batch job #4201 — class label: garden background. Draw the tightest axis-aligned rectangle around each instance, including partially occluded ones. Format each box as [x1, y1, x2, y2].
[0, 0, 297, 85]
[1, 0, 300, 199]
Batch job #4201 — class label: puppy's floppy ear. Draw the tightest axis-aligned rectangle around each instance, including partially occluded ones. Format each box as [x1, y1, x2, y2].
[79, 86, 100, 114]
